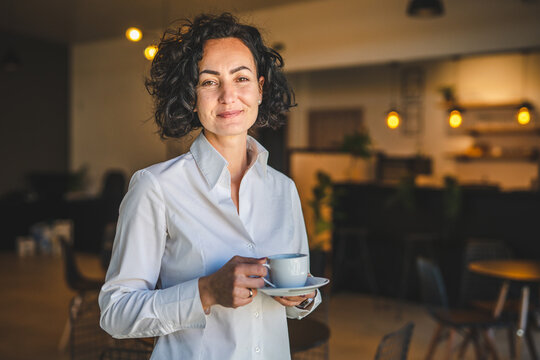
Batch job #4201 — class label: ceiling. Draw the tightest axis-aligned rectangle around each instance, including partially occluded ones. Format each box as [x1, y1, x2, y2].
[0, 0, 314, 44]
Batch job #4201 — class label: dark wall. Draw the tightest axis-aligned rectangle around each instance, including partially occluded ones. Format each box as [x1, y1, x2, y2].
[331, 183, 540, 304]
[0, 32, 68, 196]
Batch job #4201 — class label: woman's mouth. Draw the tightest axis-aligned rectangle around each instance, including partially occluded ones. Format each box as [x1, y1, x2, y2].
[218, 110, 242, 118]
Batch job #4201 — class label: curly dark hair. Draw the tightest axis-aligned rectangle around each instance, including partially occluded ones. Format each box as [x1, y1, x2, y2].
[145, 13, 296, 139]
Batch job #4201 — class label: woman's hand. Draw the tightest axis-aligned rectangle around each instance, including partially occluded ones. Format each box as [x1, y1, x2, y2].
[198, 256, 267, 312]
[272, 291, 316, 307]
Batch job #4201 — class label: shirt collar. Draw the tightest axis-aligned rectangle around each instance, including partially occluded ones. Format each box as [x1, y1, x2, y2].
[190, 132, 269, 189]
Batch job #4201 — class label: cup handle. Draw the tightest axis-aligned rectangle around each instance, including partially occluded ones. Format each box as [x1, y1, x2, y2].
[261, 263, 276, 288]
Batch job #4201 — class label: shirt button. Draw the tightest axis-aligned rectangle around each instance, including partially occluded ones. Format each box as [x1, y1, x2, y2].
[255, 346, 261, 353]
[247, 243, 254, 249]
[254, 311, 259, 318]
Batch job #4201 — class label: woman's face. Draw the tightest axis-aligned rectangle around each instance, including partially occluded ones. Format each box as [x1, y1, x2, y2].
[195, 37, 264, 140]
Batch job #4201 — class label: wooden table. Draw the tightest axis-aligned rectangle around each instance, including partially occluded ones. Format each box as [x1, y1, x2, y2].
[288, 318, 330, 355]
[469, 260, 540, 360]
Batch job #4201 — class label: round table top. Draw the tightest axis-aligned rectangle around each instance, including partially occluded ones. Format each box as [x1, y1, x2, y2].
[468, 260, 540, 282]
[287, 318, 330, 353]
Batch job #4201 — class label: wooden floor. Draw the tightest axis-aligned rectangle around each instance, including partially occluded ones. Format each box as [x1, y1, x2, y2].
[1, 252, 538, 359]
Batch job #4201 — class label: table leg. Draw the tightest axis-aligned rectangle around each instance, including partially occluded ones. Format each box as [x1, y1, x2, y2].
[494, 280, 510, 318]
[516, 285, 530, 360]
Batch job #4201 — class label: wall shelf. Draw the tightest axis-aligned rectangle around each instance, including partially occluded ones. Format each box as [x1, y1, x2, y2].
[445, 101, 538, 136]
[460, 124, 540, 136]
[453, 154, 539, 163]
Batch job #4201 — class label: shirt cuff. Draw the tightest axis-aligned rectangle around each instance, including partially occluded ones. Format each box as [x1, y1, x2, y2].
[286, 289, 322, 320]
[154, 278, 207, 332]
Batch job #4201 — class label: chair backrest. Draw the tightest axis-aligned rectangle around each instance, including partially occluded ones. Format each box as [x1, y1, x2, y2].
[416, 257, 449, 309]
[100, 347, 152, 360]
[60, 236, 85, 290]
[459, 238, 512, 306]
[70, 293, 114, 360]
[374, 322, 415, 360]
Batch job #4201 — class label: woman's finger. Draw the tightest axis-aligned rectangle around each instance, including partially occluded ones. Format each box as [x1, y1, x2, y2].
[235, 263, 267, 278]
[245, 288, 258, 299]
[236, 274, 265, 289]
[231, 255, 267, 265]
[272, 296, 303, 307]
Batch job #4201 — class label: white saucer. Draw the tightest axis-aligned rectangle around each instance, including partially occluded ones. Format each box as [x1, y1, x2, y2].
[259, 276, 330, 297]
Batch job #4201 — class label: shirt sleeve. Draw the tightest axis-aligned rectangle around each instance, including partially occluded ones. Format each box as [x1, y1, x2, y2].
[285, 180, 323, 320]
[99, 170, 207, 338]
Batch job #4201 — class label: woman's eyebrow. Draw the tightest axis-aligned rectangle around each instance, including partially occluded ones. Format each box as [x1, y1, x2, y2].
[199, 66, 253, 76]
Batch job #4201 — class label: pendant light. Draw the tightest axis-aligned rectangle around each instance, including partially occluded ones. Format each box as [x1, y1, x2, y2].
[447, 57, 463, 128]
[448, 109, 463, 128]
[125, 27, 143, 42]
[517, 51, 533, 125]
[143, 0, 169, 61]
[407, 0, 444, 18]
[386, 62, 401, 130]
[144, 45, 158, 60]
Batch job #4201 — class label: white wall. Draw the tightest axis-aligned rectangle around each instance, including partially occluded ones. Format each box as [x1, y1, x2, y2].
[71, 39, 166, 193]
[243, 0, 540, 72]
[70, 0, 540, 193]
[287, 53, 540, 190]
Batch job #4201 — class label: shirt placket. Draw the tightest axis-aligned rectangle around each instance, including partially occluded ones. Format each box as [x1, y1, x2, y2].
[216, 168, 257, 252]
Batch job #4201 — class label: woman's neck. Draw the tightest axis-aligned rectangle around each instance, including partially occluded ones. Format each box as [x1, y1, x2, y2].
[203, 130, 249, 183]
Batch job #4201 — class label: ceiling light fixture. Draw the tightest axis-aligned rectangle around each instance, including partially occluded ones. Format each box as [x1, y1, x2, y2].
[447, 57, 463, 128]
[448, 109, 463, 128]
[386, 111, 401, 129]
[517, 51, 533, 125]
[517, 105, 531, 125]
[125, 27, 143, 42]
[144, 45, 158, 61]
[386, 62, 401, 130]
[407, 0, 445, 17]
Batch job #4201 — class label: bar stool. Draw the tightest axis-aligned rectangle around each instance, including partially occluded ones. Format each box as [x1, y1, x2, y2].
[396, 232, 438, 318]
[333, 227, 378, 296]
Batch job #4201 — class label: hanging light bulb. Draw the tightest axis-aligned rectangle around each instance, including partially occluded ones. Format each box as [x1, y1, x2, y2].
[386, 111, 400, 129]
[517, 107, 530, 125]
[386, 62, 401, 129]
[125, 27, 143, 42]
[517, 103, 532, 125]
[144, 45, 158, 60]
[517, 53, 532, 126]
[448, 109, 462, 128]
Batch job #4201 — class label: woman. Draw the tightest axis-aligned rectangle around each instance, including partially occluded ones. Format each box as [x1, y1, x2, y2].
[99, 13, 321, 359]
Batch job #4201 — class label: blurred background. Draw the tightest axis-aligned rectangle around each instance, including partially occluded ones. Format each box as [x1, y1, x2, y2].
[1, 0, 540, 359]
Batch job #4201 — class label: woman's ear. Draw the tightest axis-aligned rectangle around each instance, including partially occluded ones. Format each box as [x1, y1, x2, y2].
[258, 76, 265, 104]
[258, 76, 265, 94]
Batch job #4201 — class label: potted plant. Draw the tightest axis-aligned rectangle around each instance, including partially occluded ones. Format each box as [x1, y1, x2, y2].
[340, 130, 373, 180]
[308, 171, 333, 277]
[340, 131, 372, 158]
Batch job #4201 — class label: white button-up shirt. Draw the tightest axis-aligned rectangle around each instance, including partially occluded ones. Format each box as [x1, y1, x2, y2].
[99, 133, 321, 360]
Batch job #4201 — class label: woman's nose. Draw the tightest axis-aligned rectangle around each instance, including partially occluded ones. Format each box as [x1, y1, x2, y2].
[218, 82, 236, 104]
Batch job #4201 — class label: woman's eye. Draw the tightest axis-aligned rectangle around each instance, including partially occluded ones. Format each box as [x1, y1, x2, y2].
[237, 76, 249, 82]
[201, 80, 217, 86]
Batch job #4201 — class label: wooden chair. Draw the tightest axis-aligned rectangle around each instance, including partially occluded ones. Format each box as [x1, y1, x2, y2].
[69, 292, 113, 360]
[100, 344, 153, 360]
[60, 236, 103, 294]
[59, 236, 104, 352]
[460, 239, 539, 359]
[417, 257, 512, 359]
[374, 322, 414, 360]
